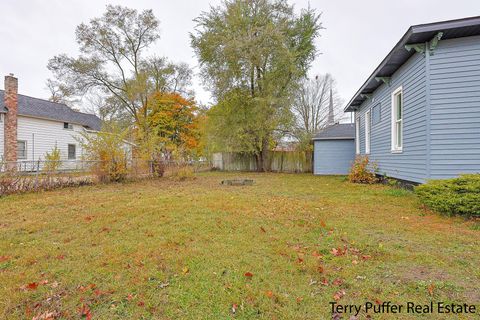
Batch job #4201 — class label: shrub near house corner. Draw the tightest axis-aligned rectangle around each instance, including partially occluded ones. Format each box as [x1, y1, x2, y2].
[415, 174, 480, 217]
[44, 147, 61, 172]
[348, 156, 377, 184]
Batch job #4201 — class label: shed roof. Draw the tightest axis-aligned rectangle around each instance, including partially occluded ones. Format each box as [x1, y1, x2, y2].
[312, 123, 355, 140]
[345, 16, 480, 112]
[0, 90, 101, 131]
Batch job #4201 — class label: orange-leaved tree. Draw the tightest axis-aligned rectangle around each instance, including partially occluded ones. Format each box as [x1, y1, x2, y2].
[139, 92, 202, 161]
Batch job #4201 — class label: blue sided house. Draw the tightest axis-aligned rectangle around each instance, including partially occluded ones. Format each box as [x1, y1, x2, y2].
[344, 16, 480, 184]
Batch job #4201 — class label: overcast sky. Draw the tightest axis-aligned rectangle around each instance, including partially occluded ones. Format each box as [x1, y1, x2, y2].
[1, 0, 479, 110]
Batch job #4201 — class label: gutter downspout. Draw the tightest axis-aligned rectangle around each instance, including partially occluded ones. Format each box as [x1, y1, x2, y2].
[425, 43, 432, 180]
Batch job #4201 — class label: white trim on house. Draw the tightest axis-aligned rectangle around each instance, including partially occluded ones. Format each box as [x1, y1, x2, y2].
[391, 86, 403, 153]
[365, 109, 371, 154]
[355, 113, 360, 154]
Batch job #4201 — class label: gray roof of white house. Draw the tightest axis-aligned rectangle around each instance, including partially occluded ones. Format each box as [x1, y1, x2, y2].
[345, 15, 480, 111]
[312, 123, 355, 140]
[0, 90, 101, 131]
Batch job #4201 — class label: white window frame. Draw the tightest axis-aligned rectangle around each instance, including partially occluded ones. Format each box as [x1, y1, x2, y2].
[365, 109, 371, 154]
[68, 144, 76, 160]
[355, 113, 360, 154]
[17, 140, 27, 160]
[391, 86, 403, 153]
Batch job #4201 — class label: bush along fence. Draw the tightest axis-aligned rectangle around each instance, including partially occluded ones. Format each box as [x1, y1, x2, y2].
[0, 159, 210, 196]
[212, 151, 312, 173]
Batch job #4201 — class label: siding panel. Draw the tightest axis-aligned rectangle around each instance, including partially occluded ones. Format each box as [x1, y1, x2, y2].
[16, 116, 86, 163]
[429, 36, 480, 179]
[313, 140, 355, 175]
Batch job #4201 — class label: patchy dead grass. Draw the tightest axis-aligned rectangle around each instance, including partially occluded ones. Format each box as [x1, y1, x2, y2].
[0, 172, 479, 319]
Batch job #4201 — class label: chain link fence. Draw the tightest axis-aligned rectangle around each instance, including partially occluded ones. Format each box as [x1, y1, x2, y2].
[0, 159, 211, 196]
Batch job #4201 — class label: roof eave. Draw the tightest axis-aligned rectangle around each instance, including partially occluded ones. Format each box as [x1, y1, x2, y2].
[344, 27, 414, 112]
[312, 137, 355, 141]
[344, 16, 480, 113]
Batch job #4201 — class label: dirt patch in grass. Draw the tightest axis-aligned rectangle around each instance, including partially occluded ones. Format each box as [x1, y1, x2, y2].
[397, 266, 451, 283]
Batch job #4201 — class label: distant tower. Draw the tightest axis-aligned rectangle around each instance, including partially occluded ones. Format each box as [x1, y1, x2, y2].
[327, 87, 335, 126]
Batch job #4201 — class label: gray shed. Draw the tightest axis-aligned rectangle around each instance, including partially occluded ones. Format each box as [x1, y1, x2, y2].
[312, 124, 356, 175]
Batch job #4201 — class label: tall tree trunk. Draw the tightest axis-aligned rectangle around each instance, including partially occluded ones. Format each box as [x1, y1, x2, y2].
[255, 138, 269, 172]
[255, 152, 264, 172]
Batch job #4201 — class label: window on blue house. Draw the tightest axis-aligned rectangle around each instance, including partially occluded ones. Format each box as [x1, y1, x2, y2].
[365, 110, 371, 154]
[355, 114, 360, 154]
[391, 87, 403, 152]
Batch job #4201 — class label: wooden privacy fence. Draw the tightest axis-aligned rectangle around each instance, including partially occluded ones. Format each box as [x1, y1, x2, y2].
[212, 151, 312, 173]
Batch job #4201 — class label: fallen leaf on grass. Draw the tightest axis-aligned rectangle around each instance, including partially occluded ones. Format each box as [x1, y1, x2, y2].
[32, 310, 59, 320]
[361, 255, 371, 260]
[56, 255, 65, 260]
[78, 284, 96, 293]
[79, 304, 91, 320]
[244, 272, 253, 278]
[317, 265, 324, 273]
[331, 247, 347, 256]
[352, 260, 359, 265]
[428, 284, 435, 296]
[332, 312, 342, 320]
[320, 278, 329, 286]
[296, 296, 303, 303]
[260, 227, 266, 233]
[137, 301, 145, 307]
[20, 282, 39, 291]
[0, 256, 10, 262]
[312, 251, 323, 258]
[333, 290, 346, 301]
[231, 303, 238, 315]
[265, 290, 274, 298]
[182, 267, 189, 275]
[332, 278, 344, 286]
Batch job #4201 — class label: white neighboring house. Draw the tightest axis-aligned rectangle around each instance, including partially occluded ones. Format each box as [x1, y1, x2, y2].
[0, 74, 132, 171]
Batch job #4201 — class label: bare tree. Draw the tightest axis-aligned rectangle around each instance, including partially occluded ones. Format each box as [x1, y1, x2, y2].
[45, 79, 79, 108]
[47, 4, 195, 148]
[47, 5, 161, 124]
[292, 74, 344, 143]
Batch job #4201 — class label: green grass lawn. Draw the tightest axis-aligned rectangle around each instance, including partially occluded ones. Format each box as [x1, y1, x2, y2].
[0, 172, 479, 319]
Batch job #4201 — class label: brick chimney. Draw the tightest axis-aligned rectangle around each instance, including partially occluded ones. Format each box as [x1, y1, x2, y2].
[4, 74, 18, 164]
